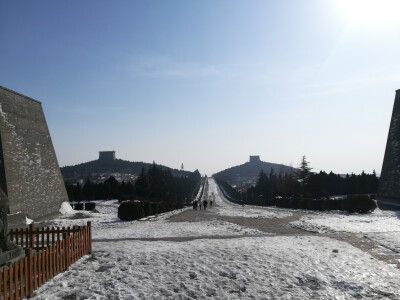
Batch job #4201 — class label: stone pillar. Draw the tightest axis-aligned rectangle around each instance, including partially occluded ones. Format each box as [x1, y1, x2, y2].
[0, 188, 24, 267]
[377, 89, 400, 203]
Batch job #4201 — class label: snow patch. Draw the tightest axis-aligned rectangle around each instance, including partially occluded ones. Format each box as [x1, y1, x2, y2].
[291, 209, 400, 233]
[59, 202, 74, 215]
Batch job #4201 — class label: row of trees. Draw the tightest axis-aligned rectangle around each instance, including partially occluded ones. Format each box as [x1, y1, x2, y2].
[65, 163, 202, 204]
[216, 156, 379, 205]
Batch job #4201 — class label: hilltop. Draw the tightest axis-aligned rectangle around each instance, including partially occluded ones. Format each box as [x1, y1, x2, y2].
[214, 155, 296, 188]
[61, 151, 193, 183]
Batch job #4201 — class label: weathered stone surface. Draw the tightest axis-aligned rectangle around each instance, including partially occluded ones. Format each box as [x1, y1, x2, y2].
[0, 86, 68, 219]
[378, 89, 400, 204]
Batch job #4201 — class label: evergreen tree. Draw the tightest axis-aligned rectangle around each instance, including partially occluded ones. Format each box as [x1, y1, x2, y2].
[73, 183, 82, 202]
[135, 167, 149, 197]
[104, 176, 120, 199]
[82, 178, 94, 201]
[297, 155, 312, 186]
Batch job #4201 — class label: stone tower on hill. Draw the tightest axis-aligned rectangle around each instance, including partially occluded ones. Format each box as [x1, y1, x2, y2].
[378, 89, 400, 204]
[249, 155, 261, 163]
[99, 151, 116, 161]
[0, 86, 68, 220]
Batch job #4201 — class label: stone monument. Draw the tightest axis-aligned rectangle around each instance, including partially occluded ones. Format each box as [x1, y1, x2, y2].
[0, 188, 24, 266]
[0, 86, 68, 220]
[377, 89, 400, 205]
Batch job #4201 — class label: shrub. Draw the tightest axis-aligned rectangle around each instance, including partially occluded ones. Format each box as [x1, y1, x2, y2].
[342, 195, 377, 214]
[141, 202, 153, 217]
[320, 199, 329, 211]
[297, 198, 308, 209]
[267, 198, 277, 206]
[150, 202, 160, 214]
[157, 202, 168, 214]
[287, 198, 298, 209]
[276, 198, 289, 208]
[85, 202, 96, 211]
[118, 201, 144, 220]
[306, 198, 315, 210]
[74, 203, 84, 210]
[313, 199, 324, 211]
[327, 200, 342, 211]
[174, 202, 184, 210]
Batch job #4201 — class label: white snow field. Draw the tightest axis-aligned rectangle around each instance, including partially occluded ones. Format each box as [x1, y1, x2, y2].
[31, 178, 400, 299]
[291, 207, 400, 253]
[208, 180, 293, 219]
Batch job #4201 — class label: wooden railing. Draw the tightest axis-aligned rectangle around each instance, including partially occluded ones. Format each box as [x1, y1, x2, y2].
[0, 222, 92, 299]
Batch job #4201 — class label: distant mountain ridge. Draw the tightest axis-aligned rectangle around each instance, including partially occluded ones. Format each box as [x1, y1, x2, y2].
[61, 151, 193, 182]
[213, 156, 296, 187]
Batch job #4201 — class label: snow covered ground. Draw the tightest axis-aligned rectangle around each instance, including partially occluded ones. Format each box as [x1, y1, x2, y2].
[208, 178, 293, 219]
[51, 201, 262, 239]
[32, 236, 400, 299]
[291, 209, 400, 253]
[32, 178, 400, 299]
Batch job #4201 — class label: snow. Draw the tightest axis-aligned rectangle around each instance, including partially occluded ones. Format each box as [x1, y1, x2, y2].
[32, 237, 400, 299]
[367, 232, 400, 253]
[291, 209, 400, 253]
[209, 178, 293, 219]
[26, 216, 33, 225]
[291, 209, 400, 233]
[59, 202, 74, 215]
[31, 178, 400, 299]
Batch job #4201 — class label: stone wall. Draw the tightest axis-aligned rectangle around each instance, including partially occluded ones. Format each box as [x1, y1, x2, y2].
[377, 89, 400, 203]
[0, 86, 67, 219]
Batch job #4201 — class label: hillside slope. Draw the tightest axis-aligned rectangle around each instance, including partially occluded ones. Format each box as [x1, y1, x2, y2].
[61, 157, 192, 182]
[214, 156, 295, 186]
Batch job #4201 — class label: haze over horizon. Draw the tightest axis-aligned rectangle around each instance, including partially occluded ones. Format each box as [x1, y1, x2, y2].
[1, 0, 400, 176]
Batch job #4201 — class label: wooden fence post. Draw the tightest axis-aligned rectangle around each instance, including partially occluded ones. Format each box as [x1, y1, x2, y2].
[3, 267, 8, 300]
[66, 234, 70, 269]
[28, 248, 34, 298]
[9, 264, 14, 300]
[87, 221, 92, 254]
[29, 224, 35, 250]
[24, 255, 28, 297]
[14, 261, 20, 300]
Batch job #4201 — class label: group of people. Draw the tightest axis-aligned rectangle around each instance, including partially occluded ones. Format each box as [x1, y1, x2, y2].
[192, 198, 213, 210]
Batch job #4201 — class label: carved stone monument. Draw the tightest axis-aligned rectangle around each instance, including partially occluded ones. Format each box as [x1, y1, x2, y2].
[377, 89, 400, 205]
[0, 86, 68, 220]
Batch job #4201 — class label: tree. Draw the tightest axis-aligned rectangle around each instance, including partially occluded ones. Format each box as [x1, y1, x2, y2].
[135, 167, 149, 197]
[297, 155, 312, 186]
[82, 178, 95, 201]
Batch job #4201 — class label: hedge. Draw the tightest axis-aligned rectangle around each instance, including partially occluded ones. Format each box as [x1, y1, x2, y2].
[118, 201, 145, 221]
[274, 195, 376, 214]
[342, 195, 377, 213]
[85, 202, 96, 211]
[74, 203, 84, 210]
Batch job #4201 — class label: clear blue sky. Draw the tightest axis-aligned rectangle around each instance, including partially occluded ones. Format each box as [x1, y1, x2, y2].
[1, 0, 399, 176]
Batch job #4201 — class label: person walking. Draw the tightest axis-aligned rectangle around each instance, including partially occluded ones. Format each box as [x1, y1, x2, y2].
[199, 201, 202, 210]
[193, 200, 198, 210]
[203, 199, 208, 210]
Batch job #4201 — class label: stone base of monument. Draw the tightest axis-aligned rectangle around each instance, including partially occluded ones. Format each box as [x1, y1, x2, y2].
[0, 244, 25, 270]
[8, 212, 28, 228]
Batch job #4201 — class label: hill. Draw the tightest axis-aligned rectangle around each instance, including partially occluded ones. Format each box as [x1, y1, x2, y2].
[213, 155, 296, 188]
[61, 151, 193, 183]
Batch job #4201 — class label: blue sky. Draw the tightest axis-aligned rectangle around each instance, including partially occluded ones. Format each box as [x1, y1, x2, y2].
[1, 0, 400, 176]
